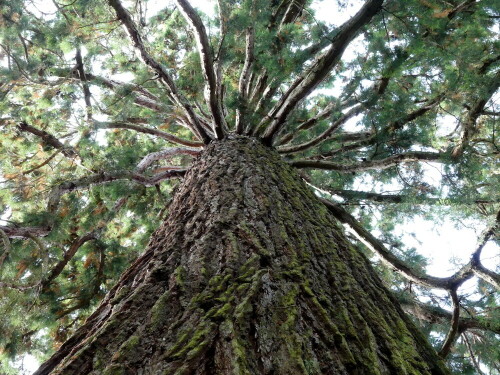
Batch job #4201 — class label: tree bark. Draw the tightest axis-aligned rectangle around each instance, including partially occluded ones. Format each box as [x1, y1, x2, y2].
[35, 136, 449, 375]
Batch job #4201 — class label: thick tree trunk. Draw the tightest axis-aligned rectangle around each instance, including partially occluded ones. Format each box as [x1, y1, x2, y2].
[36, 136, 449, 375]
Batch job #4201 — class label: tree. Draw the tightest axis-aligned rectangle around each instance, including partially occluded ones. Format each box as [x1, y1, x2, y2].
[0, 0, 498, 373]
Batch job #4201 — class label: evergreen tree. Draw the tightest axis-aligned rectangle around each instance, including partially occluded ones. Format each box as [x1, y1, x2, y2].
[0, 0, 498, 373]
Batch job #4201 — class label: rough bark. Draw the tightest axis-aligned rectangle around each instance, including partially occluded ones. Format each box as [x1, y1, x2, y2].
[35, 136, 449, 375]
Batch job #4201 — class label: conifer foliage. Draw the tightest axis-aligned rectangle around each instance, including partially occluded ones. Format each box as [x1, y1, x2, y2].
[0, 0, 499, 373]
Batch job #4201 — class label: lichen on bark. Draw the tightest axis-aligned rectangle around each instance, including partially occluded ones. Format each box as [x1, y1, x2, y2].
[36, 136, 449, 375]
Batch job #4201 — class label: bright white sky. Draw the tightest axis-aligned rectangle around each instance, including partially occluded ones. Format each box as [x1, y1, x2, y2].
[6, 0, 499, 373]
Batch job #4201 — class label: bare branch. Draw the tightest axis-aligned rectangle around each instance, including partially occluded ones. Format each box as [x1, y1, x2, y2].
[278, 104, 365, 153]
[314, 135, 376, 158]
[387, 94, 445, 133]
[235, 25, 255, 134]
[136, 147, 200, 173]
[0, 281, 40, 290]
[478, 54, 500, 74]
[275, 53, 406, 147]
[327, 131, 374, 143]
[17, 122, 78, 159]
[96, 121, 204, 147]
[470, 210, 500, 289]
[325, 188, 498, 206]
[175, 0, 227, 138]
[215, 0, 229, 106]
[42, 231, 97, 289]
[472, 264, 500, 290]
[243, 0, 307, 131]
[291, 151, 442, 172]
[320, 198, 454, 289]
[82, 75, 164, 112]
[278, 0, 306, 30]
[0, 225, 51, 239]
[462, 333, 486, 375]
[300, 94, 443, 158]
[400, 297, 500, 334]
[320, 199, 500, 291]
[438, 289, 461, 358]
[107, 0, 211, 143]
[47, 169, 186, 213]
[447, 0, 477, 20]
[247, 71, 268, 113]
[75, 47, 93, 121]
[277, 101, 341, 146]
[51, 69, 164, 112]
[23, 150, 62, 175]
[260, 0, 384, 143]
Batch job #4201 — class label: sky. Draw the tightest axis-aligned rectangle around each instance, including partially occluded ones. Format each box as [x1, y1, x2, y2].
[4, 0, 499, 373]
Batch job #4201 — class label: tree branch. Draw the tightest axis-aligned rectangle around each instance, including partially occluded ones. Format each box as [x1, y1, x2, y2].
[320, 199, 500, 291]
[17, 122, 78, 159]
[75, 47, 93, 121]
[41, 231, 97, 289]
[175, 0, 227, 139]
[47, 169, 187, 213]
[260, 0, 384, 143]
[400, 297, 500, 334]
[23, 150, 62, 175]
[314, 135, 376, 159]
[320, 198, 454, 289]
[275, 51, 408, 147]
[472, 264, 500, 290]
[235, 25, 255, 134]
[51, 69, 164, 112]
[0, 228, 12, 269]
[324, 188, 498, 206]
[462, 332, 486, 375]
[470, 210, 500, 290]
[107, 0, 211, 144]
[278, 104, 365, 153]
[135, 147, 200, 173]
[243, 0, 307, 134]
[95, 121, 204, 147]
[0, 225, 52, 239]
[278, 101, 340, 146]
[438, 289, 461, 358]
[452, 72, 499, 158]
[291, 151, 442, 172]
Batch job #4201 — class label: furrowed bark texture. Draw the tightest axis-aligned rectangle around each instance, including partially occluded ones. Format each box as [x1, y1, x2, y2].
[36, 137, 449, 375]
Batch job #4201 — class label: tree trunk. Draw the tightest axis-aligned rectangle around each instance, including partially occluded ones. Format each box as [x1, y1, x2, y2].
[36, 136, 449, 375]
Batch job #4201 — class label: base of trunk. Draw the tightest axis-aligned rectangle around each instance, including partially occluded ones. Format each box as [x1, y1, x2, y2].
[36, 136, 449, 375]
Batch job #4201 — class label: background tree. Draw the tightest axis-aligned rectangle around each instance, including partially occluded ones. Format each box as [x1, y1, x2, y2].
[0, 0, 498, 373]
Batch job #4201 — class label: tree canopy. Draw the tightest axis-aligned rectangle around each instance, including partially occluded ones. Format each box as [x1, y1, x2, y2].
[0, 0, 499, 373]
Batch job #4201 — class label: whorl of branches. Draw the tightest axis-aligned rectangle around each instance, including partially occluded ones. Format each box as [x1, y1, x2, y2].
[107, 0, 211, 143]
